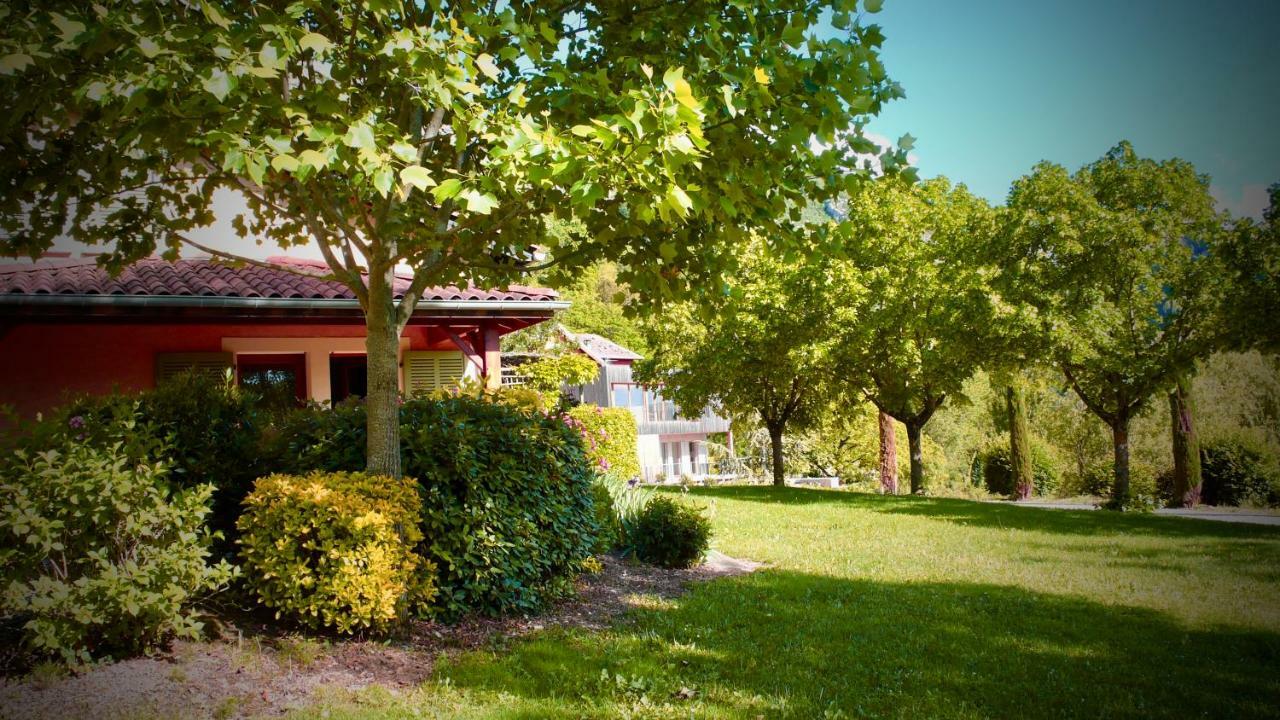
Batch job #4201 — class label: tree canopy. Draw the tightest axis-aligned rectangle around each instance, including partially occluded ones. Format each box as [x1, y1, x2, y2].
[998, 141, 1228, 506]
[0, 0, 906, 475]
[832, 176, 999, 492]
[637, 237, 845, 486]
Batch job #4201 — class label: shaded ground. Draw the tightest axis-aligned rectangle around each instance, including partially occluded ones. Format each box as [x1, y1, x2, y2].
[0, 552, 760, 720]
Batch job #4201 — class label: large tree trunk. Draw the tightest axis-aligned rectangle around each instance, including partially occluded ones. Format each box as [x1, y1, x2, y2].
[877, 411, 898, 494]
[768, 422, 786, 487]
[1007, 381, 1034, 500]
[905, 421, 925, 495]
[1110, 417, 1131, 507]
[1168, 374, 1202, 508]
[365, 268, 403, 478]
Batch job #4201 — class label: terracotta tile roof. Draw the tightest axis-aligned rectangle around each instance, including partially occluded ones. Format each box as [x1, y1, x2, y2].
[0, 255, 558, 302]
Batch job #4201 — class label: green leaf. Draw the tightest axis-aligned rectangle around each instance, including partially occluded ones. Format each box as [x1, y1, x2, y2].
[475, 53, 500, 81]
[721, 85, 737, 117]
[570, 125, 594, 137]
[270, 154, 299, 173]
[431, 178, 464, 202]
[343, 122, 375, 149]
[667, 185, 693, 215]
[201, 0, 231, 28]
[641, 63, 653, 80]
[298, 32, 331, 53]
[297, 149, 329, 170]
[201, 69, 231, 101]
[864, 0, 884, 12]
[391, 141, 419, 163]
[462, 190, 499, 214]
[898, 133, 916, 152]
[662, 67, 684, 92]
[138, 37, 161, 59]
[0, 54, 33, 75]
[51, 13, 86, 45]
[399, 165, 436, 192]
[373, 167, 395, 197]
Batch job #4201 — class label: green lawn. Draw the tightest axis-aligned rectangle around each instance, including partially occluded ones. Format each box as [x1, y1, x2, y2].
[291, 488, 1280, 719]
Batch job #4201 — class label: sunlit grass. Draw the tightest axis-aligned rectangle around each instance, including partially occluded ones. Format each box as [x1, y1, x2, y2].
[287, 487, 1280, 719]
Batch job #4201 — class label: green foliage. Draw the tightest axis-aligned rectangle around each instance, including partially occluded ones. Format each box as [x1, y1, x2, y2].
[237, 472, 434, 634]
[280, 395, 601, 618]
[998, 142, 1231, 504]
[975, 438, 1061, 498]
[1198, 437, 1280, 507]
[56, 371, 278, 551]
[589, 482, 619, 554]
[1219, 185, 1280, 353]
[638, 236, 842, 485]
[0, 426, 235, 666]
[631, 496, 712, 569]
[1, 1, 906, 476]
[523, 354, 600, 395]
[567, 405, 641, 479]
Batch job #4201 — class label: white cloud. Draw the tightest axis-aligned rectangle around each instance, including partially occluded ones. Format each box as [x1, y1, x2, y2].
[808, 129, 920, 178]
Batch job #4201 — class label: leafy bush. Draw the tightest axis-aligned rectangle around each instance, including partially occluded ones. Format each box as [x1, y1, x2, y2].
[281, 394, 600, 619]
[975, 438, 1061, 497]
[1199, 437, 1279, 507]
[590, 482, 618, 553]
[566, 405, 641, 479]
[52, 371, 278, 551]
[0, 425, 235, 665]
[237, 472, 435, 634]
[631, 496, 711, 569]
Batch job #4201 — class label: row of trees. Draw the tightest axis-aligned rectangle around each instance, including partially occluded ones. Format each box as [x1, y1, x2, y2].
[640, 144, 1279, 508]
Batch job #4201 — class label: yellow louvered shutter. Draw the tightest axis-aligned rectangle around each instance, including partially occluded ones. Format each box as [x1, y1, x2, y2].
[403, 351, 467, 396]
[155, 352, 234, 384]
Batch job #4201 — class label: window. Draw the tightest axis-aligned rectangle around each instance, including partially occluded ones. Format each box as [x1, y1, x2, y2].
[236, 353, 306, 409]
[330, 355, 368, 403]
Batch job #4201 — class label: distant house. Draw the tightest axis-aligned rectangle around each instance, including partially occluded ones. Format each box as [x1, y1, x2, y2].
[555, 329, 732, 483]
[0, 255, 565, 416]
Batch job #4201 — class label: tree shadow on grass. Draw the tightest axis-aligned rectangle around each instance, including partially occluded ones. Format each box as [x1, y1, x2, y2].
[686, 486, 1280, 541]
[432, 570, 1280, 719]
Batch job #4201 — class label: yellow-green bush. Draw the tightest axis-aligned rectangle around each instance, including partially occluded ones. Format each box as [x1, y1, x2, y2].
[567, 405, 641, 479]
[237, 472, 435, 634]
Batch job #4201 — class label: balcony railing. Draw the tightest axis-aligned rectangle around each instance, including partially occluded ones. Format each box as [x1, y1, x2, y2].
[628, 406, 731, 436]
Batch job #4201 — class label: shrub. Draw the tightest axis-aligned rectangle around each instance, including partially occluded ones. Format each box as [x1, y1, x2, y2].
[0, 426, 235, 665]
[281, 394, 600, 619]
[53, 371, 278, 551]
[975, 438, 1061, 497]
[1200, 438, 1279, 507]
[566, 405, 641, 479]
[631, 496, 711, 569]
[237, 472, 435, 634]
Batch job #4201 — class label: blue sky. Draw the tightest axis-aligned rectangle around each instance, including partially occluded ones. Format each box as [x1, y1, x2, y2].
[856, 0, 1279, 217]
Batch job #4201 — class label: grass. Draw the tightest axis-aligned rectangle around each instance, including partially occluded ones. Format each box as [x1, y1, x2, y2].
[287, 487, 1280, 719]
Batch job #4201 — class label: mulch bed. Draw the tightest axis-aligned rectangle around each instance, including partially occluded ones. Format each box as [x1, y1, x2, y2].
[0, 552, 761, 720]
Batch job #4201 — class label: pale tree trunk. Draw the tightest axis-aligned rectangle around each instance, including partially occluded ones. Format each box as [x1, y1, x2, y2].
[1111, 417, 1131, 507]
[1168, 374, 1202, 508]
[1007, 381, 1034, 500]
[905, 421, 924, 495]
[877, 411, 898, 494]
[768, 422, 786, 487]
[365, 265, 403, 478]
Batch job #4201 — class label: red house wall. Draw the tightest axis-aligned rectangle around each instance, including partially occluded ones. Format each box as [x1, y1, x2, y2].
[0, 322, 443, 418]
